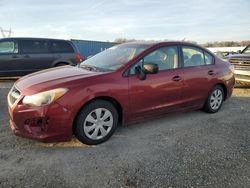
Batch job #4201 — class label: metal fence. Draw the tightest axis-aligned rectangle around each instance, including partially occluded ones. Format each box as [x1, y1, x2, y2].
[71, 39, 117, 58]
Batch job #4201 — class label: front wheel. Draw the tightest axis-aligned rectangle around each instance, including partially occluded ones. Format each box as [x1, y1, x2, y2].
[73, 100, 118, 145]
[203, 85, 224, 113]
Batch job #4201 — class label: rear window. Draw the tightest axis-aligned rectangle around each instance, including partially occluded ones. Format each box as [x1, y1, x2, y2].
[21, 40, 49, 54]
[182, 46, 205, 67]
[51, 41, 74, 53]
[182, 46, 214, 67]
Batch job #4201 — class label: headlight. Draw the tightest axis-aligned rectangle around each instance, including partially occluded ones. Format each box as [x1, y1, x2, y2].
[23, 88, 68, 107]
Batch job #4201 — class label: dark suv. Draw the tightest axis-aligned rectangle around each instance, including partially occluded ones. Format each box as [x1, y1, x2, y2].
[0, 38, 82, 77]
[227, 45, 250, 86]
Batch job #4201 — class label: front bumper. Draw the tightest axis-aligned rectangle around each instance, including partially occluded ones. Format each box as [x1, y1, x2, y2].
[8, 98, 74, 142]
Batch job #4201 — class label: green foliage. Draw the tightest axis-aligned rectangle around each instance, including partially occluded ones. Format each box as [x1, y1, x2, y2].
[203, 41, 250, 47]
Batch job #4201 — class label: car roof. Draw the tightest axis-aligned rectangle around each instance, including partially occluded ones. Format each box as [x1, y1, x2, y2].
[0, 37, 71, 42]
[118, 41, 214, 57]
[118, 41, 202, 48]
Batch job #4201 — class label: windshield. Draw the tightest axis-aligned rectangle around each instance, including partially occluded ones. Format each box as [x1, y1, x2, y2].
[80, 44, 148, 71]
[242, 45, 250, 54]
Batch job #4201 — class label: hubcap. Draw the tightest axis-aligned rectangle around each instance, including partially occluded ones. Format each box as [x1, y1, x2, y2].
[83, 108, 113, 140]
[210, 89, 223, 110]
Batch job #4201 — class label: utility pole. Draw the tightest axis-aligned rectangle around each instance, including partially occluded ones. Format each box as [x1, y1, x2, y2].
[0, 27, 12, 38]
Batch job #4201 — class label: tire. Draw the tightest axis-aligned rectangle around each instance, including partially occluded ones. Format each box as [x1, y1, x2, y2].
[73, 100, 118, 145]
[203, 85, 224, 113]
[55, 63, 68, 67]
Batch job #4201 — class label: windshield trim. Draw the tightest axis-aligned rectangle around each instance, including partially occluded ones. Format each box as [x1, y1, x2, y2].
[242, 45, 250, 54]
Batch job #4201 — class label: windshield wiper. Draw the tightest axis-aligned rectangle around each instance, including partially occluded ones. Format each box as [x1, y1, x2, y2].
[79, 64, 97, 71]
[79, 64, 111, 72]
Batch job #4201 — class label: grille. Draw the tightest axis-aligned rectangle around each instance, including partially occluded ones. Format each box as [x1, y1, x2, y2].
[8, 86, 21, 107]
[229, 58, 250, 71]
[235, 74, 250, 80]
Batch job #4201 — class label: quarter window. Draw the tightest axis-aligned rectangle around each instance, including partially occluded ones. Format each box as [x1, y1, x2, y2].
[51, 41, 74, 53]
[204, 52, 213, 65]
[0, 41, 18, 54]
[129, 59, 143, 75]
[22, 40, 49, 54]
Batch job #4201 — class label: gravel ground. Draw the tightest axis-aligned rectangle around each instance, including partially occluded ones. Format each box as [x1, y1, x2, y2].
[0, 80, 249, 188]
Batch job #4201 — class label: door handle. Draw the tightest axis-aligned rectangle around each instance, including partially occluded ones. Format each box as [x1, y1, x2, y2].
[172, 75, 182, 82]
[23, 54, 30, 58]
[208, 70, 214, 75]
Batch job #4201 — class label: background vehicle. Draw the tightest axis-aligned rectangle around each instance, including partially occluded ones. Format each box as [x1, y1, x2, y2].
[8, 41, 235, 145]
[227, 44, 250, 86]
[213, 51, 237, 59]
[0, 38, 82, 77]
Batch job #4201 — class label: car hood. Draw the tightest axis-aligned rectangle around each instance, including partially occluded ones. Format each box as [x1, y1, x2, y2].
[227, 54, 250, 59]
[15, 65, 105, 95]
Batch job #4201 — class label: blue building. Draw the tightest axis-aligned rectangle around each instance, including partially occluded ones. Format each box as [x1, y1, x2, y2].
[71, 39, 117, 59]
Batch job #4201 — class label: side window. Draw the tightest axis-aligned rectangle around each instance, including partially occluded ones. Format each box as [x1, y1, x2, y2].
[144, 46, 178, 71]
[182, 46, 205, 67]
[0, 41, 18, 54]
[51, 41, 74, 53]
[129, 46, 178, 75]
[22, 40, 49, 54]
[204, 52, 214, 65]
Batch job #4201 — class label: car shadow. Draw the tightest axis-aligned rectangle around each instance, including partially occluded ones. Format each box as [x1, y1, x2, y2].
[234, 83, 250, 89]
[0, 77, 20, 81]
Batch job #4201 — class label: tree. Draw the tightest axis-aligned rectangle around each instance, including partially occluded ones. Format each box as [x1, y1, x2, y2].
[202, 41, 250, 47]
[114, 38, 137, 43]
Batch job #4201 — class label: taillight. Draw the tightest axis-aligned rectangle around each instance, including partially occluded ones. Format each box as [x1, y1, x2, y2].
[76, 52, 83, 62]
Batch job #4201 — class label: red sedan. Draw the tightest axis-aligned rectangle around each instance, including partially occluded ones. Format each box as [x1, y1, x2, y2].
[8, 41, 235, 145]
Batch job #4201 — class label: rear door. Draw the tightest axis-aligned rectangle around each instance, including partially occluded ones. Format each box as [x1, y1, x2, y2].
[0, 39, 22, 77]
[19, 39, 54, 73]
[50, 40, 76, 65]
[180, 45, 216, 108]
[128, 45, 184, 120]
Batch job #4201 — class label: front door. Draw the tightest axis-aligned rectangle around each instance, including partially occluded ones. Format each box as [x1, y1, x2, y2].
[0, 39, 21, 77]
[128, 45, 184, 121]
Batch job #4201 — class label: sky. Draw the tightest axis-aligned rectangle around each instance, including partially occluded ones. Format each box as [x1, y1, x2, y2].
[0, 0, 250, 43]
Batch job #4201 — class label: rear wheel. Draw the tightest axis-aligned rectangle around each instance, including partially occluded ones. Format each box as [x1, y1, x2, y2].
[55, 63, 68, 67]
[203, 85, 224, 113]
[73, 100, 118, 145]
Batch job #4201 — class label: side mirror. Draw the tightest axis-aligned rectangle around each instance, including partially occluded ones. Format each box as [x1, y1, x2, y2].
[136, 63, 159, 80]
[237, 50, 242, 54]
[143, 63, 159, 74]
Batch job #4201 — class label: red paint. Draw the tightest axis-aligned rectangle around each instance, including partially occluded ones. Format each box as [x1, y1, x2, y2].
[8, 42, 235, 142]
